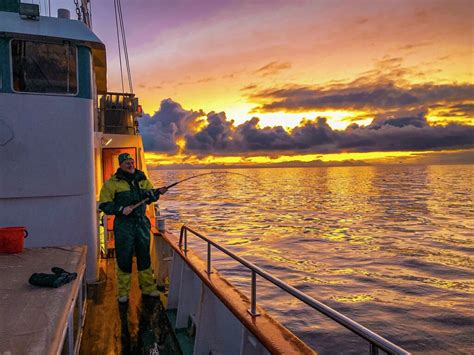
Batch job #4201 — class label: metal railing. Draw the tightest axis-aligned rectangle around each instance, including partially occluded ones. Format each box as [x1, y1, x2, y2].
[179, 225, 410, 355]
[97, 92, 141, 135]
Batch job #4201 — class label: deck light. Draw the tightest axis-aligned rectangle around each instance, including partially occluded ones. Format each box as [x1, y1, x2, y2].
[101, 137, 113, 146]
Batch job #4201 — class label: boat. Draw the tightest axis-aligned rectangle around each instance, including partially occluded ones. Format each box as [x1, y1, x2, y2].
[0, 2, 410, 354]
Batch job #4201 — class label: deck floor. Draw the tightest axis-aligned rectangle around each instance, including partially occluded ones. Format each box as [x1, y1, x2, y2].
[80, 258, 176, 355]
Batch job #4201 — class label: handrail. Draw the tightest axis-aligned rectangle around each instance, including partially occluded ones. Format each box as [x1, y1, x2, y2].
[179, 225, 410, 355]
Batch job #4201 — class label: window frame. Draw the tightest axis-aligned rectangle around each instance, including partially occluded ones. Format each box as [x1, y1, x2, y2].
[9, 38, 79, 96]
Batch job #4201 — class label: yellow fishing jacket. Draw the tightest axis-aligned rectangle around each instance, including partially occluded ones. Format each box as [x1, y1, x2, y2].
[99, 169, 158, 218]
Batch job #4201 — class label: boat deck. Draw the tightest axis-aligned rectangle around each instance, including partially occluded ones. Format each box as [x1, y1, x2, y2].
[0, 246, 86, 354]
[80, 257, 177, 355]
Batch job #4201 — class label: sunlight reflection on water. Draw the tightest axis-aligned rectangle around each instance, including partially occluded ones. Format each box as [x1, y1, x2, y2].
[150, 165, 474, 354]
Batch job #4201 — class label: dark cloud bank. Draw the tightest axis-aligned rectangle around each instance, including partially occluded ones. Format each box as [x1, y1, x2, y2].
[250, 82, 474, 113]
[138, 99, 474, 158]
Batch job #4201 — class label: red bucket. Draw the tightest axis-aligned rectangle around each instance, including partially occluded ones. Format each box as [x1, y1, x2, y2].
[0, 227, 29, 253]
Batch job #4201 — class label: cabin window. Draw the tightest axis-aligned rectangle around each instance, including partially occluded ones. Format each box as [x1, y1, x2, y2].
[11, 40, 77, 94]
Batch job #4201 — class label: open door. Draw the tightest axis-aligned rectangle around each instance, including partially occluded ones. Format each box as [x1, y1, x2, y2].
[102, 147, 137, 182]
[102, 148, 137, 252]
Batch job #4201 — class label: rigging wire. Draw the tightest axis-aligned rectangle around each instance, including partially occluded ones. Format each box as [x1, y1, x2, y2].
[113, 0, 134, 94]
[117, 0, 133, 93]
[113, 0, 125, 93]
[88, 0, 93, 29]
[116, 0, 133, 93]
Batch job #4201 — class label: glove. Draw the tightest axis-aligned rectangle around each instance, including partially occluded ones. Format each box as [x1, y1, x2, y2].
[52, 267, 77, 279]
[154, 187, 168, 195]
[146, 190, 156, 199]
[29, 270, 76, 288]
[145, 190, 159, 203]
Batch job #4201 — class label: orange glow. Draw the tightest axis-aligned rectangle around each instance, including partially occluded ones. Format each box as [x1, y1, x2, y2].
[92, 0, 474, 139]
[225, 107, 374, 130]
[144, 149, 471, 168]
[427, 106, 474, 126]
[175, 137, 186, 155]
[113, 1, 473, 166]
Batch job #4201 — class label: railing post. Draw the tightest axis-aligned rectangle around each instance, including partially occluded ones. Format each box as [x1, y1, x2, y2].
[184, 228, 188, 256]
[206, 242, 213, 275]
[370, 343, 379, 355]
[247, 270, 260, 317]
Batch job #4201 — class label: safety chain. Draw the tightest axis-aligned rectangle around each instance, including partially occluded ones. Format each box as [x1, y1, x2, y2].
[74, 0, 82, 20]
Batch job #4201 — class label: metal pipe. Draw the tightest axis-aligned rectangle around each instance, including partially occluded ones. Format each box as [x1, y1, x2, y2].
[184, 228, 188, 256]
[371, 343, 379, 355]
[249, 270, 259, 316]
[179, 226, 409, 355]
[206, 242, 212, 274]
[179, 226, 184, 249]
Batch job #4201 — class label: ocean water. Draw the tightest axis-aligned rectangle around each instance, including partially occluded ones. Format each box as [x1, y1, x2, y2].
[149, 165, 474, 354]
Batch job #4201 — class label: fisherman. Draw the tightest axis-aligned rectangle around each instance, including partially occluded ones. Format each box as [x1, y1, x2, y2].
[99, 153, 167, 303]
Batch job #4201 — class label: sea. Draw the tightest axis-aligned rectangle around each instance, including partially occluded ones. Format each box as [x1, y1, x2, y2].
[149, 165, 474, 354]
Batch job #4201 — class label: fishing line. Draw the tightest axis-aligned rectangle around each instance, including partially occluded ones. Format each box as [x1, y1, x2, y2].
[162, 171, 256, 190]
[129, 171, 256, 212]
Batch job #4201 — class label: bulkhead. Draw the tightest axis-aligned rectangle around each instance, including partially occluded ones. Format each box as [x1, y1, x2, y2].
[0, 7, 106, 280]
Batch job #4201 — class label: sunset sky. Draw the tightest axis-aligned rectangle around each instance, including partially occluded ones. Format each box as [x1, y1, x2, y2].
[55, 0, 473, 167]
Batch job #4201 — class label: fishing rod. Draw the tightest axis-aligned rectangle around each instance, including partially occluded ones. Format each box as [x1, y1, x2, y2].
[127, 171, 254, 213]
[128, 198, 148, 212]
[162, 171, 254, 190]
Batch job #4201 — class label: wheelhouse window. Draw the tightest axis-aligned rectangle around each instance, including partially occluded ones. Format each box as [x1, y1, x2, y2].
[11, 40, 77, 94]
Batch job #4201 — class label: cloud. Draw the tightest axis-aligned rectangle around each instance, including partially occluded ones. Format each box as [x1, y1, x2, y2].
[185, 112, 235, 153]
[368, 111, 428, 129]
[254, 61, 291, 76]
[339, 116, 474, 152]
[184, 115, 296, 154]
[398, 42, 432, 51]
[353, 17, 369, 25]
[195, 76, 216, 83]
[138, 99, 204, 153]
[222, 72, 236, 79]
[138, 84, 162, 90]
[248, 57, 473, 114]
[234, 117, 295, 151]
[139, 99, 474, 155]
[250, 82, 474, 113]
[440, 103, 474, 117]
[291, 117, 337, 151]
[241, 84, 258, 91]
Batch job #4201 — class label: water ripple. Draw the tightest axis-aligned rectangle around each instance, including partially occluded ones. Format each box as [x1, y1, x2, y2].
[151, 165, 474, 353]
